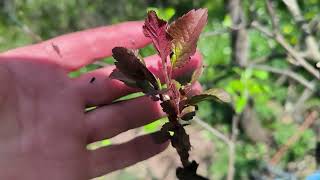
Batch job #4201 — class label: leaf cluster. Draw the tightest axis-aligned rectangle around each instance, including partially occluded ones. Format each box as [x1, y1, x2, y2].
[109, 9, 230, 179]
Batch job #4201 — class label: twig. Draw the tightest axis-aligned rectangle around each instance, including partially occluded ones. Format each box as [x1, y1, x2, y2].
[256, 0, 320, 79]
[265, 163, 298, 179]
[228, 0, 248, 67]
[265, 0, 279, 31]
[309, 15, 320, 35]
[227, 115, 240, 180]
[226, 0, 248, 178]
[250, 52, 287, 65]
[282, 0, 320, 63]
[251, 21, 273, 37]
[160, 158, 175, 180]
[193, 116, 237, 180]
[270, 111, 318, 165]
[291, 85, 315, 115]
[275, 35, 320, 79]
[193, 116, 232, 146]
[282, 0, 303, 23]
[248, 64, 316, 91]
[4, 1, 42, 42]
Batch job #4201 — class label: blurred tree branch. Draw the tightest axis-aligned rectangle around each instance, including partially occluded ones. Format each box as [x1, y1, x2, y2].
[252, 0, 320, 79]
[270, 111, 318, 165]
[282, 0, 320, 63]
[194, 116, 231, 146]
[248, 64, 316, 91]
[4, 0, 42, 42]
[193, 116, 237, 180]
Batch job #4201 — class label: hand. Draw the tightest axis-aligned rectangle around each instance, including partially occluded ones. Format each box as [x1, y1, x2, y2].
[0, 21, 202, 180]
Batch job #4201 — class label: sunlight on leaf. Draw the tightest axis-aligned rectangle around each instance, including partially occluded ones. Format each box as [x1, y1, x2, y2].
[188, 88, 231, 105]
[168, 9, 208, 68]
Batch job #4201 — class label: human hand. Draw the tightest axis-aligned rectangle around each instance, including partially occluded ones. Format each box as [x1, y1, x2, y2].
[0, 21, 202, 180]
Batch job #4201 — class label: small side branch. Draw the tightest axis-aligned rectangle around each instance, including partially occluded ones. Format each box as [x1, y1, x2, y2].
[193, 116, 238, 180]
[270, 111, 318, 165]
[227, 115, 240, 180]
[251, 0, 320, 79]
[248, 64, 316, 91]
[194, 116, 232, 146]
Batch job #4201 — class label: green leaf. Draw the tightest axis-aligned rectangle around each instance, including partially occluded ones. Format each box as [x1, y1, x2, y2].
[253, 70, 269, 80]
[187, 88, 231, 105]
[235, 95, 247, 113]
[146, 7, 175, 21]
[168, 9, 208, 68]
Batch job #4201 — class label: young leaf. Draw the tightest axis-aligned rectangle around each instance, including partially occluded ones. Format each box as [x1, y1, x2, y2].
[168, 9, 208, 68]
[179, 105, 197, 121]
[187, 88, 231, 105]
[177, 65, 204, 95]
[143, 10, 173, 61]
[110, 47, 159, 92]
[109, 69, 137, 87]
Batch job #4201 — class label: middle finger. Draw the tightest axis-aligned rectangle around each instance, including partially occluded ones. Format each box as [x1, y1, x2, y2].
[85, 96, 164, 143]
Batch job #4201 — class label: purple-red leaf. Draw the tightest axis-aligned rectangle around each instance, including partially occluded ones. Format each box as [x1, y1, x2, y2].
[168, 9, 208, 68]
[110, 69, 137, 87]
[179, 105, 197, 121]
[143, 10, 173, 61]
[187, 88, 231, 105]
[110, 47, 159, 92]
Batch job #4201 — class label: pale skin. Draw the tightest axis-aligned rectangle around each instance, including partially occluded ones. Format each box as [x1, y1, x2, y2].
[0, 21, 202, 180]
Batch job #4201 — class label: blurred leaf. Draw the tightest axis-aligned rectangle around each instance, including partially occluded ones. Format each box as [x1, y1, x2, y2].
[188, 88, 231, 105]
[222, 15, 232, 27]
[253, 70, 269, 80]
[235, 95, 247, 113]
[146, 7, 176, 21]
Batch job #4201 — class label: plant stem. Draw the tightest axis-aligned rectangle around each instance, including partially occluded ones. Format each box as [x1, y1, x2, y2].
[162, 58, 171, 88]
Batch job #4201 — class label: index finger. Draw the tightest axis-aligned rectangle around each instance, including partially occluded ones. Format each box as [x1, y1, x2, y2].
[1, 21, 150, 71]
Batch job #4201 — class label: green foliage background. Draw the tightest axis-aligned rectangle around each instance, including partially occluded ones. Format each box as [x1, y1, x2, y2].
[1, 0, 319, 179]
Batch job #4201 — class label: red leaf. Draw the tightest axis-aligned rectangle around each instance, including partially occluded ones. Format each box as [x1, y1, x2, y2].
[110, 47, 159, 91]
[109, 69, 137, 87]
[143, 10, 173, 61]
[168, 9, 208, 68]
